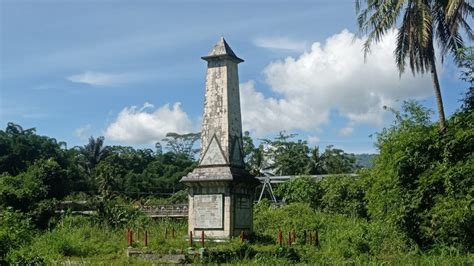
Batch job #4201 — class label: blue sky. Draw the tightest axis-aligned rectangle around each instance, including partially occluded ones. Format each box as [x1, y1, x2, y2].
[1, 0, 471, 154]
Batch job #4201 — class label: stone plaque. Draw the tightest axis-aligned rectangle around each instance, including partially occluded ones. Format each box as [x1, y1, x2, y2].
[193, 194, 223, 229]
[234, 195, 251, 229]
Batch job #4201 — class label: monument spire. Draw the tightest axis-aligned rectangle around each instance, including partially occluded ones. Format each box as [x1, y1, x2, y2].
[197, 37, 245, 169]
[181, 37, 258, 239]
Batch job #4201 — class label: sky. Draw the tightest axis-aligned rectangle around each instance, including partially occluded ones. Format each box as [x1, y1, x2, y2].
[0, 0, 471, 154]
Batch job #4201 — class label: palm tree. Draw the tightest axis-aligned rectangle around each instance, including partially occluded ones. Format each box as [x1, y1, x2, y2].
[356, 0, 473, 130]
[78, 136, 109, 175]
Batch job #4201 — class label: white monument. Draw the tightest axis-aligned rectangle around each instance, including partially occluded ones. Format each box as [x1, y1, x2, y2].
[181, 37, 259, 239]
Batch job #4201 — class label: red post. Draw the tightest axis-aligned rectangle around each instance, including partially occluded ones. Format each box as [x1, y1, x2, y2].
[189, 231, 193, 247]
[278, 229, 283, 246]
[126, 228, 129, 245]
[201, 231, 205, 248]
[144, 230, 148, 247]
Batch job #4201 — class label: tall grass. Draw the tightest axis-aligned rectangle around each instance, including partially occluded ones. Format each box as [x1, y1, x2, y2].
[5, 203, 474, 264]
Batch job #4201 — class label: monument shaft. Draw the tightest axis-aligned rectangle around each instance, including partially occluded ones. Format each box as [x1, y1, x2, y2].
[200, 58, 244, 167]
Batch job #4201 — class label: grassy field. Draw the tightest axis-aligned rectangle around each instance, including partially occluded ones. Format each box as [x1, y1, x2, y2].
[4, 202, 473, 264]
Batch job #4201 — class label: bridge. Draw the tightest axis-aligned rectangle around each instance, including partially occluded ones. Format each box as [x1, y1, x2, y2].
[55, 174, 357, 217]
[138, 204, 188, 218]
[255, 174, 358, 203]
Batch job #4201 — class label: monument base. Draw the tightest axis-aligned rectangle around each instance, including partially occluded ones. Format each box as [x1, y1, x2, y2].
[182, 167, 258, 239]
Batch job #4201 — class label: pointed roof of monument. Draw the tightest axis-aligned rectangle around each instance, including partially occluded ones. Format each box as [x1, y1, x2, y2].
[202, 37, 244, 63]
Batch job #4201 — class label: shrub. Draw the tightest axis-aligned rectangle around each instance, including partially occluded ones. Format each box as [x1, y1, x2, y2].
[319, 174, 367, 218]
[274, 176, 322, 207]
[0, 208, 35, 262]
[366, 101, 474, 250]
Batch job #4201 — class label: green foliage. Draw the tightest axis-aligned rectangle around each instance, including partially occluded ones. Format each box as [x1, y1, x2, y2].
[243, 131, 268, 176]
[161, 132, 200, 160]
[274, 176, 321, 206]
[459, 47, 473, 112]
[258, 131, 357, 176]
[75, 136, 109, 176]
[274, 174, 367, 218]
[0, 123, 68, 176]
[0, 208, 35, 262]
[319, 174, 367, 218]
[0, 170, 47, 210]
[254, 203, 411, 262]
[320, 145, 356, 174]
[91, 197, 141, 227]
[6, 215, 123, 263]
[354, 153, 375, 168]
[366, 100, 474, 250]
[167, 189, 188, 204]
[262, 132, 311, 175]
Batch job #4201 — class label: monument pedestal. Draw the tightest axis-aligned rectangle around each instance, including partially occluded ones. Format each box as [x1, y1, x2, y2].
[183, 167, 258, 239]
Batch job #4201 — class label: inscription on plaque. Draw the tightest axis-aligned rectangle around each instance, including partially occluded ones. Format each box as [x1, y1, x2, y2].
[234, 195, 251, 228]
[193, 194, 223, 229]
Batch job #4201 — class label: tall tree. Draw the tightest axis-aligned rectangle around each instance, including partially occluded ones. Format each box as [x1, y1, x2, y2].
[356, 0, 473, 130]
[161, 132, 200, 160]
[77, 136, 109, 175]
[262, 132, 311, 175]
[242, 131, 269, 176]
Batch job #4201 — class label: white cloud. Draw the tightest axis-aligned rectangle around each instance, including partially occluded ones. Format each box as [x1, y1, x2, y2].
[66, 71, 144, 86]
[241, 29, 432, 136]
[254, 36, 308, 52]
[241, 81, 329, 136]
[105, 102, 195, 144]
[307, 135, 320, 145]
[339, 126, 354, 136]
[74, 124, 92, 140]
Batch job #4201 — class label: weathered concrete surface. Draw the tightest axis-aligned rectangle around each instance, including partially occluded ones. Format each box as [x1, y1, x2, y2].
[180, 37, 259, 239]
[199, 38, 245, 168]
[126, 248, 186, 263]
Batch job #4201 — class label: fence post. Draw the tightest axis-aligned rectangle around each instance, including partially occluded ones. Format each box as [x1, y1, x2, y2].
[189, 231, 193, 247]
[201, 231, 205, 248]
[129, 230, 133, 246]
[304, 230, 307, 245]
[240, 231, 245, 242]
[144, 230, 148, 247]
[288, 231, 292, 245]
[292, 229, 296, 244]
[126, 228, 129, 245]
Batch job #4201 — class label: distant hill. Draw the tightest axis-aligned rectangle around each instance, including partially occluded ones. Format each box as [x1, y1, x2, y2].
[353, 153, 376, 168]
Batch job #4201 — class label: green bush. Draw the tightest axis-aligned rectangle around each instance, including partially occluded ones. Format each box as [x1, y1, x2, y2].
[319, 174, 367, 218]
[366, 101, 474, 250]
[0, 208, 35, 262]
[274, 176, 322, 206]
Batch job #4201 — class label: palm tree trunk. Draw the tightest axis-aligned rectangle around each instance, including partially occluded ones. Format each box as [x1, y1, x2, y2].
[430, 58, 447, 131]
